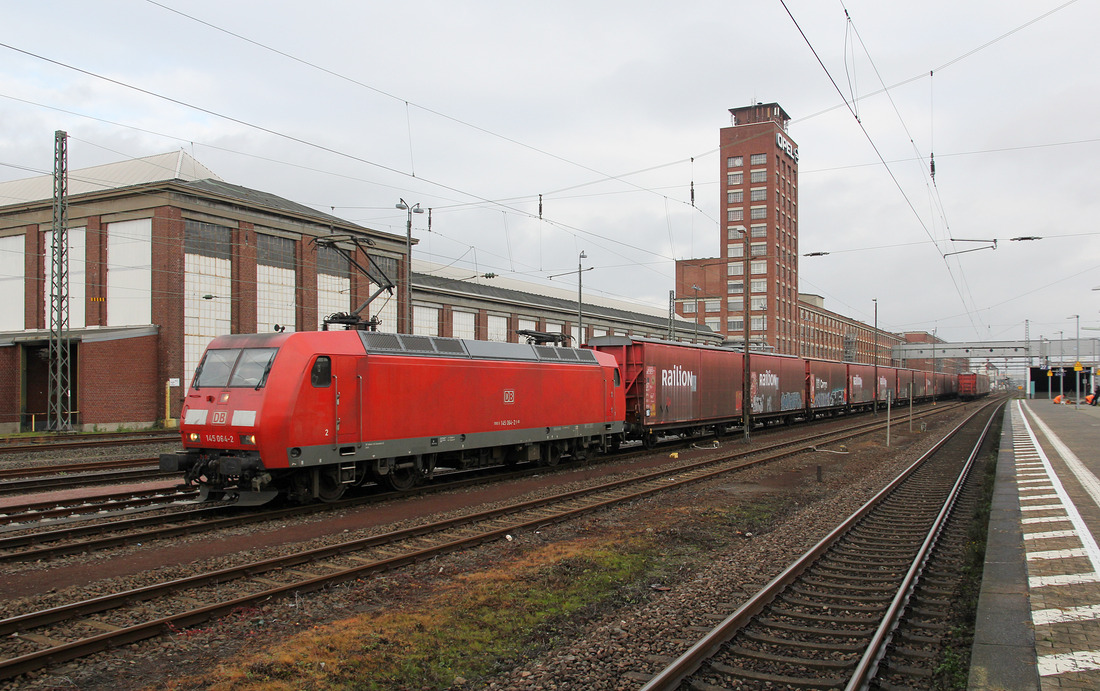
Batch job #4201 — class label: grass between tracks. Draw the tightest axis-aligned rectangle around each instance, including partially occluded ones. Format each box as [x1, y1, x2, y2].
[164, 495, 795, 691]
[933, 434, 1001, 689]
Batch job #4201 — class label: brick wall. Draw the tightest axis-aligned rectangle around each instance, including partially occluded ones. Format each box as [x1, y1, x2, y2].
[151, 206, 185, 419]
[297, 236, 318, 331]
[84, 216, 106, 326]
[233, 223, 257, 334]
[78, 335, 159, 427]
[0, 346, 19, 432]
[23, 225, 42, 330]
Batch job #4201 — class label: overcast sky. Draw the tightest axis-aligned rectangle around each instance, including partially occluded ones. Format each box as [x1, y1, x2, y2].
[2, 0, 1098, 359]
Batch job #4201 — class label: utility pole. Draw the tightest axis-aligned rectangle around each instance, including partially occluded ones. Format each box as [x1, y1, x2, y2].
[667, 290, 675, 340]
[872, 299, 878, 416]
[48, 130, 73, 431]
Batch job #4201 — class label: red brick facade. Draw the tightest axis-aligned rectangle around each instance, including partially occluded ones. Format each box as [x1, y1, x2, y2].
[0, 346, 19, 429]
[77, 334, 159, 427]
[151, 206, 186, 421]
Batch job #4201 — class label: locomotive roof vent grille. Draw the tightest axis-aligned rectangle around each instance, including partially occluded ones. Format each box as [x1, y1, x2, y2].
[360, 332, 403, 352]
[535, 346, 561, 360]
[575, 349, 598, 362]
[432, 338, 467, 355]
[557, 348, 579, 361]
[400, 335, 438, 353]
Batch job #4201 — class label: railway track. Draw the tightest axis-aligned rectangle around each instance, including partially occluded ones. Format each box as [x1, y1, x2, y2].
[0, 466, 172, 497]
[0, 400, 975, 681]
[0, 457, 159, 480]
[0, 402, 967, 564]
[0, 431, 178, 454]
[0, 486, 199, 528]
[639, 399, 1001, 691]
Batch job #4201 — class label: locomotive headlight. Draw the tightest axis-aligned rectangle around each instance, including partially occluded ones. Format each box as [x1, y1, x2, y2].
[240, 434, 256, 445]
[188, 432, 200, 443]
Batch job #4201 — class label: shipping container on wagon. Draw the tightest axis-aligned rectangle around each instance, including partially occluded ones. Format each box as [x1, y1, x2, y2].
[933, 371, 955, 398]
[977, 373, 991, 395]
[876, 366, 898, 404]
[806, 358, 848, 413]
[958, 372, 991, 399]
[896, 369, 914, 403]
[847, 363, 876, 408]
[749, 352, 806, 420]
[910, 370, 933, 400]
[588, 336, 742, 438]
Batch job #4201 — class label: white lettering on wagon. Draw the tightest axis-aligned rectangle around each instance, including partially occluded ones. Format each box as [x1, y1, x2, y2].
[759, 371, 779, 388]
[661, 365, 697, 389]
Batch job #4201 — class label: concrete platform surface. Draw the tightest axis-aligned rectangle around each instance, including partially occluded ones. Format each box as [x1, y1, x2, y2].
[971, 397, 1100, 690]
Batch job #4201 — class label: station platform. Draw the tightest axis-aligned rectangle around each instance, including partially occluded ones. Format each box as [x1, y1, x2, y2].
[970, 397, 1100, 690]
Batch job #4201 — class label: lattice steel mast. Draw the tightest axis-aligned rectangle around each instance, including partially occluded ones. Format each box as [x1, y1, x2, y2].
[48, 130, 73, 431]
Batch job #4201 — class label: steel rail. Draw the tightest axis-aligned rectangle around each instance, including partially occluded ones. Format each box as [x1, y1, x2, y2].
[0, 434, 177, 454]
[639, 399, 1001, 691]
[844, 404, 998, 691]
[0, 457, 158, 480]
[0, 487, 198, 527]
[0, 402, 975, 680]
[0, 402, 963, 562]
[0, 468, 174, 496]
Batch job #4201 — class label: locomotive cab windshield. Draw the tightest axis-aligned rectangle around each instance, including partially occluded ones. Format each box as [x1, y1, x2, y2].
[194, 348, 278, 389]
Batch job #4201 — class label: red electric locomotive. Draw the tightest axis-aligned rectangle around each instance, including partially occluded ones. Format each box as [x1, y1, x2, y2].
[161, 331, 625, 504]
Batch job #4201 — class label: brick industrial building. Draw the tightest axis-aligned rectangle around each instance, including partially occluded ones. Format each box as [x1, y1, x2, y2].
[0, 151, 710, 433]
[675, 103, 954, 371]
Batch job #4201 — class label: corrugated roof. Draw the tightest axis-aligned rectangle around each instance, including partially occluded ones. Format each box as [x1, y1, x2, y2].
[0, 151, 220, 206]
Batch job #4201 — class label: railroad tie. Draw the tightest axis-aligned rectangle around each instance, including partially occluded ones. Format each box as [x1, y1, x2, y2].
[81, 619, 122, 633]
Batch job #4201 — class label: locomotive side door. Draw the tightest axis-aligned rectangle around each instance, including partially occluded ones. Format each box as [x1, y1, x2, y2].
[607, 366, 621, 422]
[332, 355, 362, 445]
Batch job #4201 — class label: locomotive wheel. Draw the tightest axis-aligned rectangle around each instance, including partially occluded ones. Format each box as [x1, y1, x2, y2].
[384, 464, 419, 491]
[540, 443, 561, 467]
[316, 468, 347, 503]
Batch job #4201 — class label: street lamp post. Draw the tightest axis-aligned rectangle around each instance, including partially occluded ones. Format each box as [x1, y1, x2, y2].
[1058, 330, 1065, 400]
[396, 199, 424, 334]
[1070, 314, 1080, 409]
[577, 251, 586, 345]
